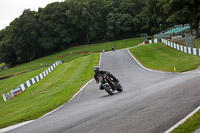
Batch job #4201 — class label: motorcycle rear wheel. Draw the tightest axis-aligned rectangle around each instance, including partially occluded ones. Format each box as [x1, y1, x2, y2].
[116, 84, 123, 92]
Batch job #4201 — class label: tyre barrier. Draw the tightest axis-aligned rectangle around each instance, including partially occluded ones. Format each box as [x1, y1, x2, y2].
[2, 61, 62, 101]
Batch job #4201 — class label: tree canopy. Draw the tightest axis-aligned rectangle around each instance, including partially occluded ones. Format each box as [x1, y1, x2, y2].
[0, 0, 199, 66]
[145, 0, 200, 37]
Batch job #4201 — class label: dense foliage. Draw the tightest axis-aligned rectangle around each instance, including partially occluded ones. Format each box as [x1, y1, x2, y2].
[0, 0, 199, 66]
[145, 0, 200, 37]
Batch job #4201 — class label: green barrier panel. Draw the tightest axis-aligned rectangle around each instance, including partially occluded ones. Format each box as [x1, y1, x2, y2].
[24, 82, 28, 89]
[29, 79, 33, 86]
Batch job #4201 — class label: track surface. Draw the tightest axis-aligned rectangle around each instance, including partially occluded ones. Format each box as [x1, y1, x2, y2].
[7, 49, 200, 133]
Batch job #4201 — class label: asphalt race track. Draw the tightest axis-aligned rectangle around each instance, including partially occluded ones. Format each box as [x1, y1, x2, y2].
[7, 49, 200, 133]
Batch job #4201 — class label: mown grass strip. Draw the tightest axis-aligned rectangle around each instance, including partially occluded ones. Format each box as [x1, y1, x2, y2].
[0, 68, 47, 95]
[194, 38, 200, 48]
[0, 53, 99, 128]
[129, 43, 200, 72]
[0, 37, 141, 78]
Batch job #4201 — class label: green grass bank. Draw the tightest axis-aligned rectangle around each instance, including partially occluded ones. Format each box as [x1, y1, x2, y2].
[0, 37, 142, 78]
[0, 53, 99, 128]
[129, 43, 200, 72]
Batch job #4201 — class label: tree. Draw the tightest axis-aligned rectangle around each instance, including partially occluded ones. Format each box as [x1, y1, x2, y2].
[38, 2, 72, 51]
[0, 23, 18, 66]
[3, 0, 193, 66]
[11, 9, 41, 63]
[80, 0, 111, 42]
[66, 0, 93, 44]
[145, 0, 200, 38]
[165, 0, 200, 38]
[0, 41, 17, 66]
[106, 12, 134, 39]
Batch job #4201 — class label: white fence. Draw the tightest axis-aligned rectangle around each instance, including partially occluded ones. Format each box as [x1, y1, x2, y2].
[161, 39, 200, 56]
[2, 61, 62, 101]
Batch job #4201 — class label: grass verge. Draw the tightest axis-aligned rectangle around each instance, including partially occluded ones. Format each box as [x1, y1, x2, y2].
[171, 110, 200, 133]
[129, 43, 200, 72]
[0, 37, 141, 78]
[194, 38, 200, 48]
[0, 53, 99, 128]
[0, 63, 5, 67]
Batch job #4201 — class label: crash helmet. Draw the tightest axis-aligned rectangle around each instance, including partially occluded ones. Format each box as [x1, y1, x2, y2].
[93, 66, 100, 73]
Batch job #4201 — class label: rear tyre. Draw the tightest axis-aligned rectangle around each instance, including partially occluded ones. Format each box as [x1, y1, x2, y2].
[116, 84, 123, 92]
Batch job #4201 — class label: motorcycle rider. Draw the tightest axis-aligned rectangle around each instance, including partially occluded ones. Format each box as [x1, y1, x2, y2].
[111, 46, 115, 51]
[93, 66, 119, 89]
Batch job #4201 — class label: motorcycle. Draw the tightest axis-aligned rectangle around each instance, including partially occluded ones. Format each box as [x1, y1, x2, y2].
[97, 73, 123, 95]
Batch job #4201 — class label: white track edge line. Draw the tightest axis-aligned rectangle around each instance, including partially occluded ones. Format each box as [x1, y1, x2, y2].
[0, 53, 102, 133]
[127, 47, 200, 132]
[0, 79, 94, 133]
[164, 106, 200, 133]
[0, 121, 34, 133]
[39, 79, 95, 119]
[127, 44, 200, 75]
[126, 49, 171, 73]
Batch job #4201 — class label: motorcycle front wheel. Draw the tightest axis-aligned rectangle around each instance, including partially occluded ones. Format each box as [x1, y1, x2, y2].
[104, 85, 114, 95]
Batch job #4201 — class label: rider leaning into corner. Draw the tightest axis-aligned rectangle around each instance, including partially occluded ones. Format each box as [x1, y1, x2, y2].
[93, 66, 119, 90]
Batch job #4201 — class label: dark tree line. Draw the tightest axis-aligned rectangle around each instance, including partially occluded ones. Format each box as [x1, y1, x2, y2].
[145, 0, 200, 37]
[0, 0, 198, 66]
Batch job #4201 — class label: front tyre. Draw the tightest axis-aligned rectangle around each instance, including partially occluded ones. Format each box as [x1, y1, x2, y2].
[104, 85, 114, 95]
